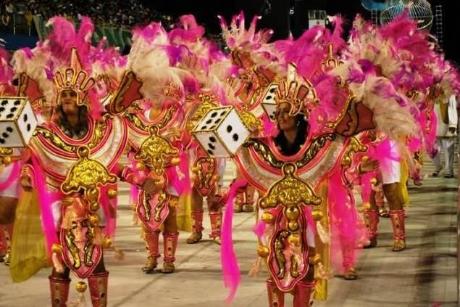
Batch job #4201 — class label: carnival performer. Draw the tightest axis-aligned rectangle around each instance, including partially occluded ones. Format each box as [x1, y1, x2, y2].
[8, 16, 145, 306]
[120, 20, 196, 273]
[0, 47, 20, 265]
[343, 15, 460, 252]
[214, 13, 425, 306]
[165, 15, 233, 245]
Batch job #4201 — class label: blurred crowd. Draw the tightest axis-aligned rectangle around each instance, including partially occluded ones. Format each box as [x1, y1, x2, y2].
[0, 0, 169, 29]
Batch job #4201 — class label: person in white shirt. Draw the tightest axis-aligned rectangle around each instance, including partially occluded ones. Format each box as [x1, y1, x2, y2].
[432, 94, 458, 178]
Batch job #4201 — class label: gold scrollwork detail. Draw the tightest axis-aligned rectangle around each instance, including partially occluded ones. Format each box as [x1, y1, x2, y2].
[135, 126, 179, 175]
[237, 109, 262, 133]
[185, 93, 218, 132]
[245, 133, 336, 169]
[61, 146, 117, 212]
[34, 127, 75, 152]
[34, 119, 107, 153]
[259, 163, 321, 209]
[341, 137, 367, 167]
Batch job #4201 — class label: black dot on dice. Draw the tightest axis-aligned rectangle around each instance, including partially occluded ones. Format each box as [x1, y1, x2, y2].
[14, 100, 20, 106]
[206, 119, 213, 124]
[0, 107, 4, 112]
[269, 88, 276, 93]
[1, 100, 8, 106]
[232, 134, 239, 142]
[23, 114, 28, 122]
[266, 95, 272, 100]
[27, 124, 31, 131]
[226, 125, 233, 133]
[215, 119, 221, 124]
[6, 127, 13, 133]
[209, 136, 216, 143]
[10, 107, 17, 112]
[201, 125, 207, 130]
[0, 138, 4, 144]
[208, 143, 216, 150]
[220, 111, 226, 116]
[2, 133, 8, 138]
[210, 112, 218, 118]
[209, 125, 216, 130]
[207, 149, 214, 155]
[6, 114, 14, 119]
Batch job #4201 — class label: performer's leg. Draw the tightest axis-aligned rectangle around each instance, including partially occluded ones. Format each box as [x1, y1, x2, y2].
[432, 138, 442, 176]
[444, 138, 455, 177]
[242, 185, 255, 212]
[0, 196, 16, 264]
[142, 226, 160, 273]
[363, 190, 379, 248]
[207, 193, 222, 244]
[49, 267, 71, 307]
[293, 280, 315, 307]
[293, 264, 315, 306]
[375, 185, 388, 218]
[383, 183, 406, 251]
[266, 278, 285, 307]
[88, 258, 109, 307]
[187, 188, 203, 244]
[234, 189, 244, 213]
[162, 202, 179, 273]
[342, 246, 357, 280]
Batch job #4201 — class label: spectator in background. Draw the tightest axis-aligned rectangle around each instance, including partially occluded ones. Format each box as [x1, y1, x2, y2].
[432, 92, 458, 178]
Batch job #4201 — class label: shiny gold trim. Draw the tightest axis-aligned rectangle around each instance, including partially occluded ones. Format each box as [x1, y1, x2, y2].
[34, 119, 107, 153]
[245, 134, 336, 169]
[321, 44, 343, 71]
[237, 109, 262, 133]
[61, 146, 117, 211]
[135, 126, 179, 175]
[259, 163, 321, 209]
[0, 147, 13, 156]
[341, 137, 367, 167]
[185, 93, 218, 132]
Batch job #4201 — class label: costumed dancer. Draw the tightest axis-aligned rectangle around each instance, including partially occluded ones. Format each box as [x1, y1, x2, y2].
[166, 16, 231, 245]
[9, 17, 140, 306]
[120, 20, 195, 273]
[0, 47, 20, 265]
[213, 14, 421, 306]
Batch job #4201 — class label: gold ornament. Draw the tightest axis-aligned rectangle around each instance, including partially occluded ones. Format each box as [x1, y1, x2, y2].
[107, 188, 117, 199]
[257, 245, 269, 258]
[52, 243, 63, 254]
[135, 126, 179, 175]
[261, 211, 274, 224]
[185, 92, 219, 132]
[61, 146, 117, 212]
[75, 281, 87, 293]
[259, 163, 321, 209]
[54, 48, 95, 107]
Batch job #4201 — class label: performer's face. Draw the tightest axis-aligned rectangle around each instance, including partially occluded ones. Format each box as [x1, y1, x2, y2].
[60, 89, 79, 115]
[275, 103, 296, 131]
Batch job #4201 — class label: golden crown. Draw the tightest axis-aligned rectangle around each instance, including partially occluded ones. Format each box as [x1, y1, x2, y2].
[54, 48, 95, 107]
[275, 64, 318, 116]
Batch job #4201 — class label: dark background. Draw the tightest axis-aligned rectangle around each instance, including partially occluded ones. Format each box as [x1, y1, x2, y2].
[140, 0, 459, 64]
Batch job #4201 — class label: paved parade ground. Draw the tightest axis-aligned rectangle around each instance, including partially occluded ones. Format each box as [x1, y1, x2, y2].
[0, 161, 457, 307]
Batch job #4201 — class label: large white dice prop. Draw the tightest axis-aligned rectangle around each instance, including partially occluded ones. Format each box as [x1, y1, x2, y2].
[0, 97, 38, 147]
[261, 83, 278, 121]
[192, 106, 250, 157]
